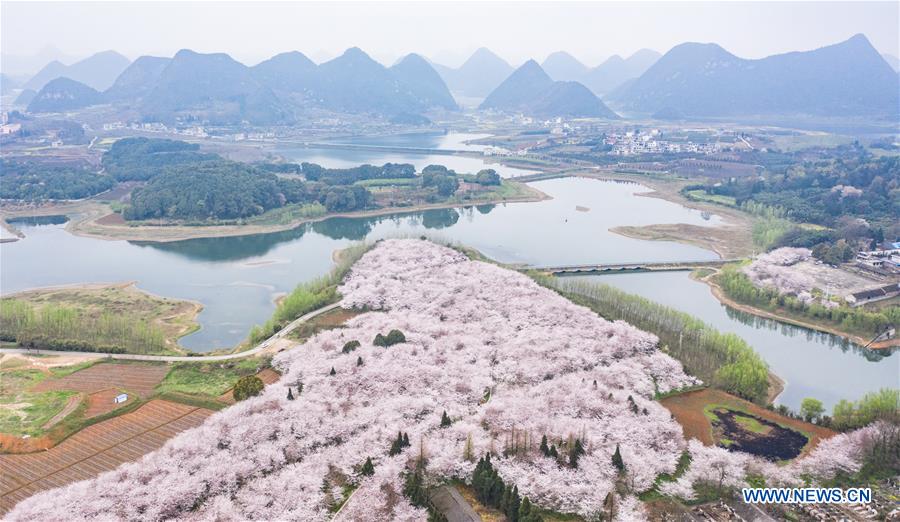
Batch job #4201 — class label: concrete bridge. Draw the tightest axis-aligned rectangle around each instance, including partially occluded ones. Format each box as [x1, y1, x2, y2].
[532, 259, 739, 275]
[507, 171, 571, 182]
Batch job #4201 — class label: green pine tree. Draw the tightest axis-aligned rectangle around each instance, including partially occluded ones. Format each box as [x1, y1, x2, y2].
[539, 435, 549, 456]
[360, 457, 375, 476]
[548, 445, 559, 459]
[612, 443, 625, 472]
[329, 367, 336, 376]
[440, 410, 452, 427]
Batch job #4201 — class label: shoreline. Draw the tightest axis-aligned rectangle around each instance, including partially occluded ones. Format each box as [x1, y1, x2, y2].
[2, 281, 205, 355]
[1, 183, 550, 243]
[573, 170, 757, 259]
[694, 269, 898, 350]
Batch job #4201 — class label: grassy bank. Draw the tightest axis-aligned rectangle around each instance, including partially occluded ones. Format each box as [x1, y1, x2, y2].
[716, 265, 900, 344]
[0, 283, 201, 355]
[247, 242, 372, 345]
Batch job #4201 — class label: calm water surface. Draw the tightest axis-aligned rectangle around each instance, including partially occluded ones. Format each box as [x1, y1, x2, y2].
[580, 271, 899, 410]
[2, 172, 892, 409]
[2, 178, 716, 351]
[277, 131, 534, 178]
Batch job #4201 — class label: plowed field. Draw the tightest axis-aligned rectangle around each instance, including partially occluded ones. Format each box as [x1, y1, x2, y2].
[0, 399, 212, 515]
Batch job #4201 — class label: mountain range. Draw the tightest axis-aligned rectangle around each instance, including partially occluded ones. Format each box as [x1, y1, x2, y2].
[433, 48, 514, 98]
[541, 50, 661, 96]
[16, 35, 899, 122]
[23, 48, 458, 123]
[480, 60, 618, 118]
[23, 50, 131, 92]
[606, 34, 899, 119]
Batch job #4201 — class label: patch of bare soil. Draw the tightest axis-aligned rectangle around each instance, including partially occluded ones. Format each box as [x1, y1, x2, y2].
[661, 388, 835, 458]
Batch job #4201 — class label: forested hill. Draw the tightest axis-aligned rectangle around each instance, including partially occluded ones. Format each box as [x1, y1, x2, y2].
[107, 138, 488, 223]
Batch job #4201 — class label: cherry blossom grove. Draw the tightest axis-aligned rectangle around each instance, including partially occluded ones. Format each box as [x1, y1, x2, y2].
[743, 247, 816, 296]
[6, 240, 879, 521]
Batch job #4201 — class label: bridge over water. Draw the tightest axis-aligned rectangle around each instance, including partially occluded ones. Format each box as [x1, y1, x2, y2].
[531, 259, 739, 275]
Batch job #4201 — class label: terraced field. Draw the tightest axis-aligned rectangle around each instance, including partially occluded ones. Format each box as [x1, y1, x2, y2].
[32, 363, 169, 398]
[0, 400, 213, 515]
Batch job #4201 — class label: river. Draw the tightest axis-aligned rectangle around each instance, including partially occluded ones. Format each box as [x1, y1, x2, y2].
[577, 271, 898, 410]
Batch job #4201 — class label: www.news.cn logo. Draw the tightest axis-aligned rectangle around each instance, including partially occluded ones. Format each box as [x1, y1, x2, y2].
[742, 488, 872, 504]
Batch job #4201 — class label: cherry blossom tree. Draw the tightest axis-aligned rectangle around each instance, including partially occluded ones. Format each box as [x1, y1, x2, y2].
[7, 240, 880, 521]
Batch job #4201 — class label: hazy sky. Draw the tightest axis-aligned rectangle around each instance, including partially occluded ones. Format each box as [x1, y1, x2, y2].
[3, 1, 898, 69]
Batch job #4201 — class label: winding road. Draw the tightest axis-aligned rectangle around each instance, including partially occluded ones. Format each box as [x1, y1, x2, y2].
[0, 302, 343, 362]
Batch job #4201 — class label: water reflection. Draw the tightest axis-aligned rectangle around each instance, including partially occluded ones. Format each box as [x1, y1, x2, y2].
[723, 306, 892, 361]
[584, 271, 899, 410]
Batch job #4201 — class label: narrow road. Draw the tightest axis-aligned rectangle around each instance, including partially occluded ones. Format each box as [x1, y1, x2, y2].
[0, 302, 343, 362]
[429, 485, 480, 522]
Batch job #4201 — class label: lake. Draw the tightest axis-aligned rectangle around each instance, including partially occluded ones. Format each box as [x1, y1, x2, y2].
[579, 271, 899, 410]
[2, 178, 717, 351]
[277, 131, 536, 178]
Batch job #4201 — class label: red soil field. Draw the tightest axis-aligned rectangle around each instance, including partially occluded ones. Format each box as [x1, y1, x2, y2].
[32, 363, 169, 398]
[0, 400, 212, 516]
[660, 388, 836, 455]
[84, 388, 132, 419]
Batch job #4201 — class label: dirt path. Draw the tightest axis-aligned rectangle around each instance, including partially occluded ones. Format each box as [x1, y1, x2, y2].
[429, 485, 480, 522]
[40, 394, 82, 430]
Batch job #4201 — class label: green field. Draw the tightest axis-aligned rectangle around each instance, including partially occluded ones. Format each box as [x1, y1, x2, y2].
[685, 189, 737, 206]
[155, 358, 266, 396]
[0, 369, 77, 436]
[355, 177, 419, 187]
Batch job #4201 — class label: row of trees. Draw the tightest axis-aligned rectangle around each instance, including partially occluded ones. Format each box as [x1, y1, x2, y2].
[0, 299, 167, 354]
[718, 265, 900, 337]
[473, 455, 544, 522]
[0, 160, 114, 201]
[105, 138, 375, 221]
[300, 162, 416, 185]
[548, 277, 770, 403]
[831, 389, 899, 431]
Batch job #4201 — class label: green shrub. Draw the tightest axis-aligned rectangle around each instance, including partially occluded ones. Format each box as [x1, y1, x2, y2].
[233, 375, 264, 401]
[374, 329, 406, 347]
